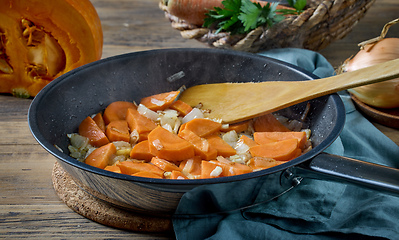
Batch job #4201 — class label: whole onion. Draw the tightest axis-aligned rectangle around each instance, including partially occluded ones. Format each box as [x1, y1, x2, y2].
[340, 19, 399, 108]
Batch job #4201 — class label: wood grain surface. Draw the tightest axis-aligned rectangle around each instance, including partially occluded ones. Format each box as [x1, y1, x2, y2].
[1, 0, 398, 239]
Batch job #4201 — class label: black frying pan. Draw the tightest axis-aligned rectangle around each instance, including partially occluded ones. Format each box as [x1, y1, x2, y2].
[28, 48, 399, 216]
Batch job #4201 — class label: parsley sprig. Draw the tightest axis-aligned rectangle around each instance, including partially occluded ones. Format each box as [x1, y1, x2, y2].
[203, 0, 306, 35]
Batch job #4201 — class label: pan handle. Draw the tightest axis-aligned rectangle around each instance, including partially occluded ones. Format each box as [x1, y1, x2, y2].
[295, 152, 399, 196]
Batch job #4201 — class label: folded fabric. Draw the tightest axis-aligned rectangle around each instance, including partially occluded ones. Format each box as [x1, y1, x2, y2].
[173, 48, 399, 240]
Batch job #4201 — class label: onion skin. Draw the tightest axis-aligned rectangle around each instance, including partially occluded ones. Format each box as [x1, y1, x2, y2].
[342, 38, 399, 108]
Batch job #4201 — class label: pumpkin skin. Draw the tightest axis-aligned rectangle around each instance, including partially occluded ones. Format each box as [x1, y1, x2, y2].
[0, 0, 103, 98]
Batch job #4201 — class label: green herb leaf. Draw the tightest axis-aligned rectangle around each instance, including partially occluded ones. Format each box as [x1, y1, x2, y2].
[239, 0, 282, 32]
[288, 0, 307, 11]
[204, 0, 245, 34]
[203, 0, 303, 35]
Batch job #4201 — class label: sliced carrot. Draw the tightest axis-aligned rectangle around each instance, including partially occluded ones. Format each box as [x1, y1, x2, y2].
[238, 135, 258, 148]
[170, 170, 189, 180]
[291, 148, 302, 160]
[207, 160, 231, 176]
[85, 143, 116, 169]
[148, 126, 195, 162]
[117, 160, 164, 176]
[132, 171, 163, 179]
[205, 134, 236, 157]
[210, 159, 252, 176]
[140, 90, 180, 111]
[181, 118, 222, 137]
[79, 116, 109, 147]
[178, 129, 217, 160]
[103, 101, 137, 125]
[229, 162, 253, 176]
[104, 165, 122, 173]
[150, 157, 181, 172]
[179, 156, 202, 176]
[201, 161, 222, 179]
[92, 112, 106, 132]
[253, 113, 290, 132]
[221, 121, 250, 133]
[105, 120, 130, 142]
[247, 157, 284, 170]
[249, 138, 299, 161]
[130, 140, 154, 161]
[254, 131, 308, 149]
[126, 108, 157, 142]
[253, 133, 278, 145]
[169, 100, 193, 116]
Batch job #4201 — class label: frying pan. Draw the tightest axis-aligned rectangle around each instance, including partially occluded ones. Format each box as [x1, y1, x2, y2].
[28, 48, 399, 216]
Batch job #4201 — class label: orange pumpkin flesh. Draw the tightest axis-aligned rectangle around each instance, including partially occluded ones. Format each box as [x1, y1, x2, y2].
[0, 0, 103, 98]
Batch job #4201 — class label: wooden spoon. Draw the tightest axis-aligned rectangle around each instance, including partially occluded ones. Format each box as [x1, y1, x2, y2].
[179, 58, 399, 123]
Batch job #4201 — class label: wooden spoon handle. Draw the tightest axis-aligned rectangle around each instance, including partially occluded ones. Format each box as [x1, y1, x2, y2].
[302, 58, 399, 100]
[180, 58, 399, 123]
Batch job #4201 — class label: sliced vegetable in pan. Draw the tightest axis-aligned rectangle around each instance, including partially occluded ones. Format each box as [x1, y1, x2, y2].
[68, 90, 312, 179]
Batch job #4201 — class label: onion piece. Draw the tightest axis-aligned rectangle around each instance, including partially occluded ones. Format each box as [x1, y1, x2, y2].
[137, 103, 159, 121]
[339, 18, 399, 108]
[182, 107, 204, 124]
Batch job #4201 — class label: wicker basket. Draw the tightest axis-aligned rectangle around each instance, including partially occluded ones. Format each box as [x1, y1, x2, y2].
[159, 0, 376, 52]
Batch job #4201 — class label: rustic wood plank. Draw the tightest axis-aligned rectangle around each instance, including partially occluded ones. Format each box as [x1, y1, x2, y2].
[0, 205, 172, 239]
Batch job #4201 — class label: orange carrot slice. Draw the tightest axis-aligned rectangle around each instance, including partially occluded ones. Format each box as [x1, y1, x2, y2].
[178, 129, 218, 160]
[179, 156, 202, 176]
[247, 157, 284, 170]
[104, 165, 122, 173]
[79, 116, 109, 147]
[105, 120, 130, 142]
[253, 113, 290, 132]
[150, 157, 181, 172]
[132, 171, 163, 179]
[85, 143, 116, 169]
[117, 161, 164, 176]
[103, 101, 136, 125]
[206, 135, 236, 157]
[221, 121, 250, 133]
[126, 108, 157, 142]
[228, 162, 253, 176]
[169, 100, 193, 116]
[182, 118, 222, 137]
[249, 138, 299, 161]
[140, 91, 180, 111]
[210, 159, 252, 176]
[92, 112, 106, 132]
[201, 161, 222, 179]
[170, 170, 189, 180]
[148, 126, 195, 162]
[254, 131, 308, 149]
[130, 140, 154, 161]
[238, 135, 258, 148]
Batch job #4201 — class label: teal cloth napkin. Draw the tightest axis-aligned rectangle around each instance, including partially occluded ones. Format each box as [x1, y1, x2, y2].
[173, 48, 399, 240]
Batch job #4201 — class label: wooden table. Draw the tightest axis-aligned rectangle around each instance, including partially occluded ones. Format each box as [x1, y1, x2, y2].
[1, 0, 398, 238]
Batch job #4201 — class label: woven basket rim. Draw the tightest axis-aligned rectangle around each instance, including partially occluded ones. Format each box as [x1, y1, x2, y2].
[160, 0, 377, 52]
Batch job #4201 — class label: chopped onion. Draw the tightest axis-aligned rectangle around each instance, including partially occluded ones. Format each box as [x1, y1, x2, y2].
[159, 109, 180, 133]
[67, 133, 89, 149]
[210, 166, 223, 177]
[182, 107, 204, 124]
[137, 103, 159, 121]
[234, 139, 250, 154]
[222, 130, 238, 148]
